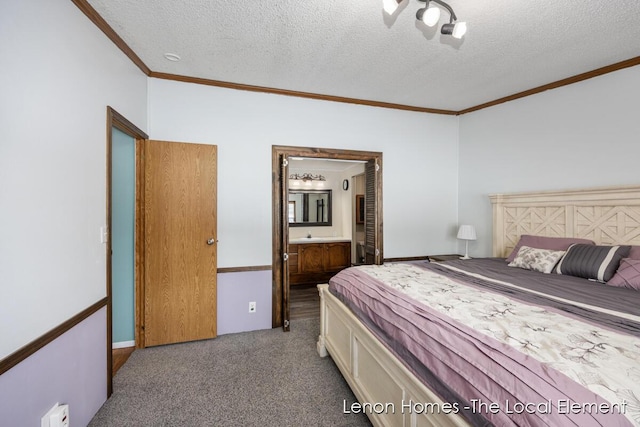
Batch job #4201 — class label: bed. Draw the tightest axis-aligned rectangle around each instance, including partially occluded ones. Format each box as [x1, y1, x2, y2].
[317, 185, 640, 427]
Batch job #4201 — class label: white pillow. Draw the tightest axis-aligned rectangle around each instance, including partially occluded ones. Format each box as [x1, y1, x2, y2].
[508, 245, 566, 274]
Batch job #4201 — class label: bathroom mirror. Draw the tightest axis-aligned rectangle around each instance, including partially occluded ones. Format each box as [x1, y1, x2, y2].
[288, 189, 332, 227]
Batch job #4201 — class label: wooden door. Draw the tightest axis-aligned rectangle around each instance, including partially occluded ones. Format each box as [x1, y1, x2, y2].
[143, 140, 217, 347]
[280, 154, 291, 331]
[364, 159, 381, 264]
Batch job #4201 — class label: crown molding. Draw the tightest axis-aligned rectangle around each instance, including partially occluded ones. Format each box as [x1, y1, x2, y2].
[71, 0, 150, 75]
[458, 56, 640, 115]
[148, 71, 457, 115]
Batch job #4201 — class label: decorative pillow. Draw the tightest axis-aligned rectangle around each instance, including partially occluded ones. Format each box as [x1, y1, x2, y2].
[628, 246, 640, 260]
[607, 258, 640, 290]
[556, 244, 631, 282]
[508, 245, 566, 274]
[505, 235, 595, 263]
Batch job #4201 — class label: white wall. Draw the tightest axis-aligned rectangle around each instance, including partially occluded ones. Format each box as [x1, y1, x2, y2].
[0, 0, 147, 358]
[458, 65, 640, 257]
[148, 78, 461, 266]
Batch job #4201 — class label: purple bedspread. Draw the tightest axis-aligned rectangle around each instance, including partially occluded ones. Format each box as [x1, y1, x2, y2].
[329, 260, 639, 427]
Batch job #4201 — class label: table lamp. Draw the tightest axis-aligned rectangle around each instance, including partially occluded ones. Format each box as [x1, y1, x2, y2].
[457, 225, 476, 260]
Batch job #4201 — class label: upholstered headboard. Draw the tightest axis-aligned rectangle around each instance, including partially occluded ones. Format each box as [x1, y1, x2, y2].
[489, 185, 640, 257]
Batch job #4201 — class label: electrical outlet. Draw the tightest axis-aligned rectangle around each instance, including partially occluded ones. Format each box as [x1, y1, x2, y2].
[41, 403, 69, 427]
[41, 404, 59, 427]
[50, 404, 69, 427]
[248, 301, 256, 313]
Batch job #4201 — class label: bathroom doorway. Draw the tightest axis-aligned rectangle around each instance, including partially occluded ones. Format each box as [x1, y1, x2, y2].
[287, 158, 364, 322]
[271, 145, 383, 331]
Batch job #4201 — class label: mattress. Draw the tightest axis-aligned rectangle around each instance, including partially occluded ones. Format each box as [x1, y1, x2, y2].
[329, 258, 640, 427]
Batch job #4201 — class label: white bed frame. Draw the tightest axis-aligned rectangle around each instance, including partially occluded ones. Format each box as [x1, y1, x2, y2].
[317, 185, 640, 427]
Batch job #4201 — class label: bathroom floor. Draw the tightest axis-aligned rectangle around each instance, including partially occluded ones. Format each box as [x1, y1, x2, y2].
[290, 284, 320, 320]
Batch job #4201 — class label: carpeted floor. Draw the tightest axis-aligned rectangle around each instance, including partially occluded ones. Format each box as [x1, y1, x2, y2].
[89, 318, 372, 426]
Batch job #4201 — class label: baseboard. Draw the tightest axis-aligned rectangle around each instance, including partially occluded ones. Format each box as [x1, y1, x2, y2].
[112, 340, 135, 349]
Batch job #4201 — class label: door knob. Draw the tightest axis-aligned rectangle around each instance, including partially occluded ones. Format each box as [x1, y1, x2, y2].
[207, 238, 217, 245]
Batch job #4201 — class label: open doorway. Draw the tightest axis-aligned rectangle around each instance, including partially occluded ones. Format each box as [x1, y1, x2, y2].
[271, 146, 383, 331]
[106, 107, 148, 396]
[287, 158, 365, 321]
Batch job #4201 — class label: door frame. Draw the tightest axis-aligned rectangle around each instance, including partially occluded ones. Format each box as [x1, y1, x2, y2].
[271, 145, 383, 329]
[106, 107, 148, 397]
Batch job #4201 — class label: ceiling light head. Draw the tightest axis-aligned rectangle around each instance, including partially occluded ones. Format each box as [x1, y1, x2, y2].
[421, 5, 441, 26]
[441, 21, 467, 39]
[383, 0, 403, 15]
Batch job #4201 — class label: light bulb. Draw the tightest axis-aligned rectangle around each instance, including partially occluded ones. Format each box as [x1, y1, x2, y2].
[422, 6, 440, 26]
[452, 22, 467, 39]
[383, 0, 400, 15]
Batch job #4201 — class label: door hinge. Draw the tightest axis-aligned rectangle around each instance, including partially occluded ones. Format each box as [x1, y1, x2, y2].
[375, 248, 380, 257]
[283, 253, 289, 261]
[282, 158, 289, 167]
[375, 163, 380, 172]
[284, 319, 290, 328]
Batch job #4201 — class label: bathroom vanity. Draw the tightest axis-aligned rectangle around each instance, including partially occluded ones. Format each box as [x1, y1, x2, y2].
[288, 238, 351, 286]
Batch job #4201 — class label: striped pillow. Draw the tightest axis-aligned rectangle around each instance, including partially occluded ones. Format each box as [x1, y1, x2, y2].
[556, 244, 631, 282]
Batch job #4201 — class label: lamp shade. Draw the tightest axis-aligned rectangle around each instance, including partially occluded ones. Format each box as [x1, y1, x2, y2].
[457, 225, 476, 241]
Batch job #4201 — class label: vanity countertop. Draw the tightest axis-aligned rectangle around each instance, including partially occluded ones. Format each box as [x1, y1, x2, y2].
[289, 237, 351, 244]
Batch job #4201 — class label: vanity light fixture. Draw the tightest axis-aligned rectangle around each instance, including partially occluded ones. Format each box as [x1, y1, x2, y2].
[385, 0, 467, 39]
[289, 173, 326, 182]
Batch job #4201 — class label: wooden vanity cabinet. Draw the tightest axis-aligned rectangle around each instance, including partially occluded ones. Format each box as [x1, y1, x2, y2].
[289, 241, 351, 285]
[324, 242, 351, 271]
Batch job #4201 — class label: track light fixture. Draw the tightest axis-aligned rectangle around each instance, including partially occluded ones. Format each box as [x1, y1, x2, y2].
[417, 0, 467, 38]
[385, 0, 467, 39]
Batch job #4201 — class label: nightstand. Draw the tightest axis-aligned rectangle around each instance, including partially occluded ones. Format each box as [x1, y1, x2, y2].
[428, 254, 464, 262]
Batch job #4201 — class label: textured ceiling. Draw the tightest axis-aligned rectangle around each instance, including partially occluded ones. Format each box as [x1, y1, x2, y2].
[87, 0, 640, 112]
